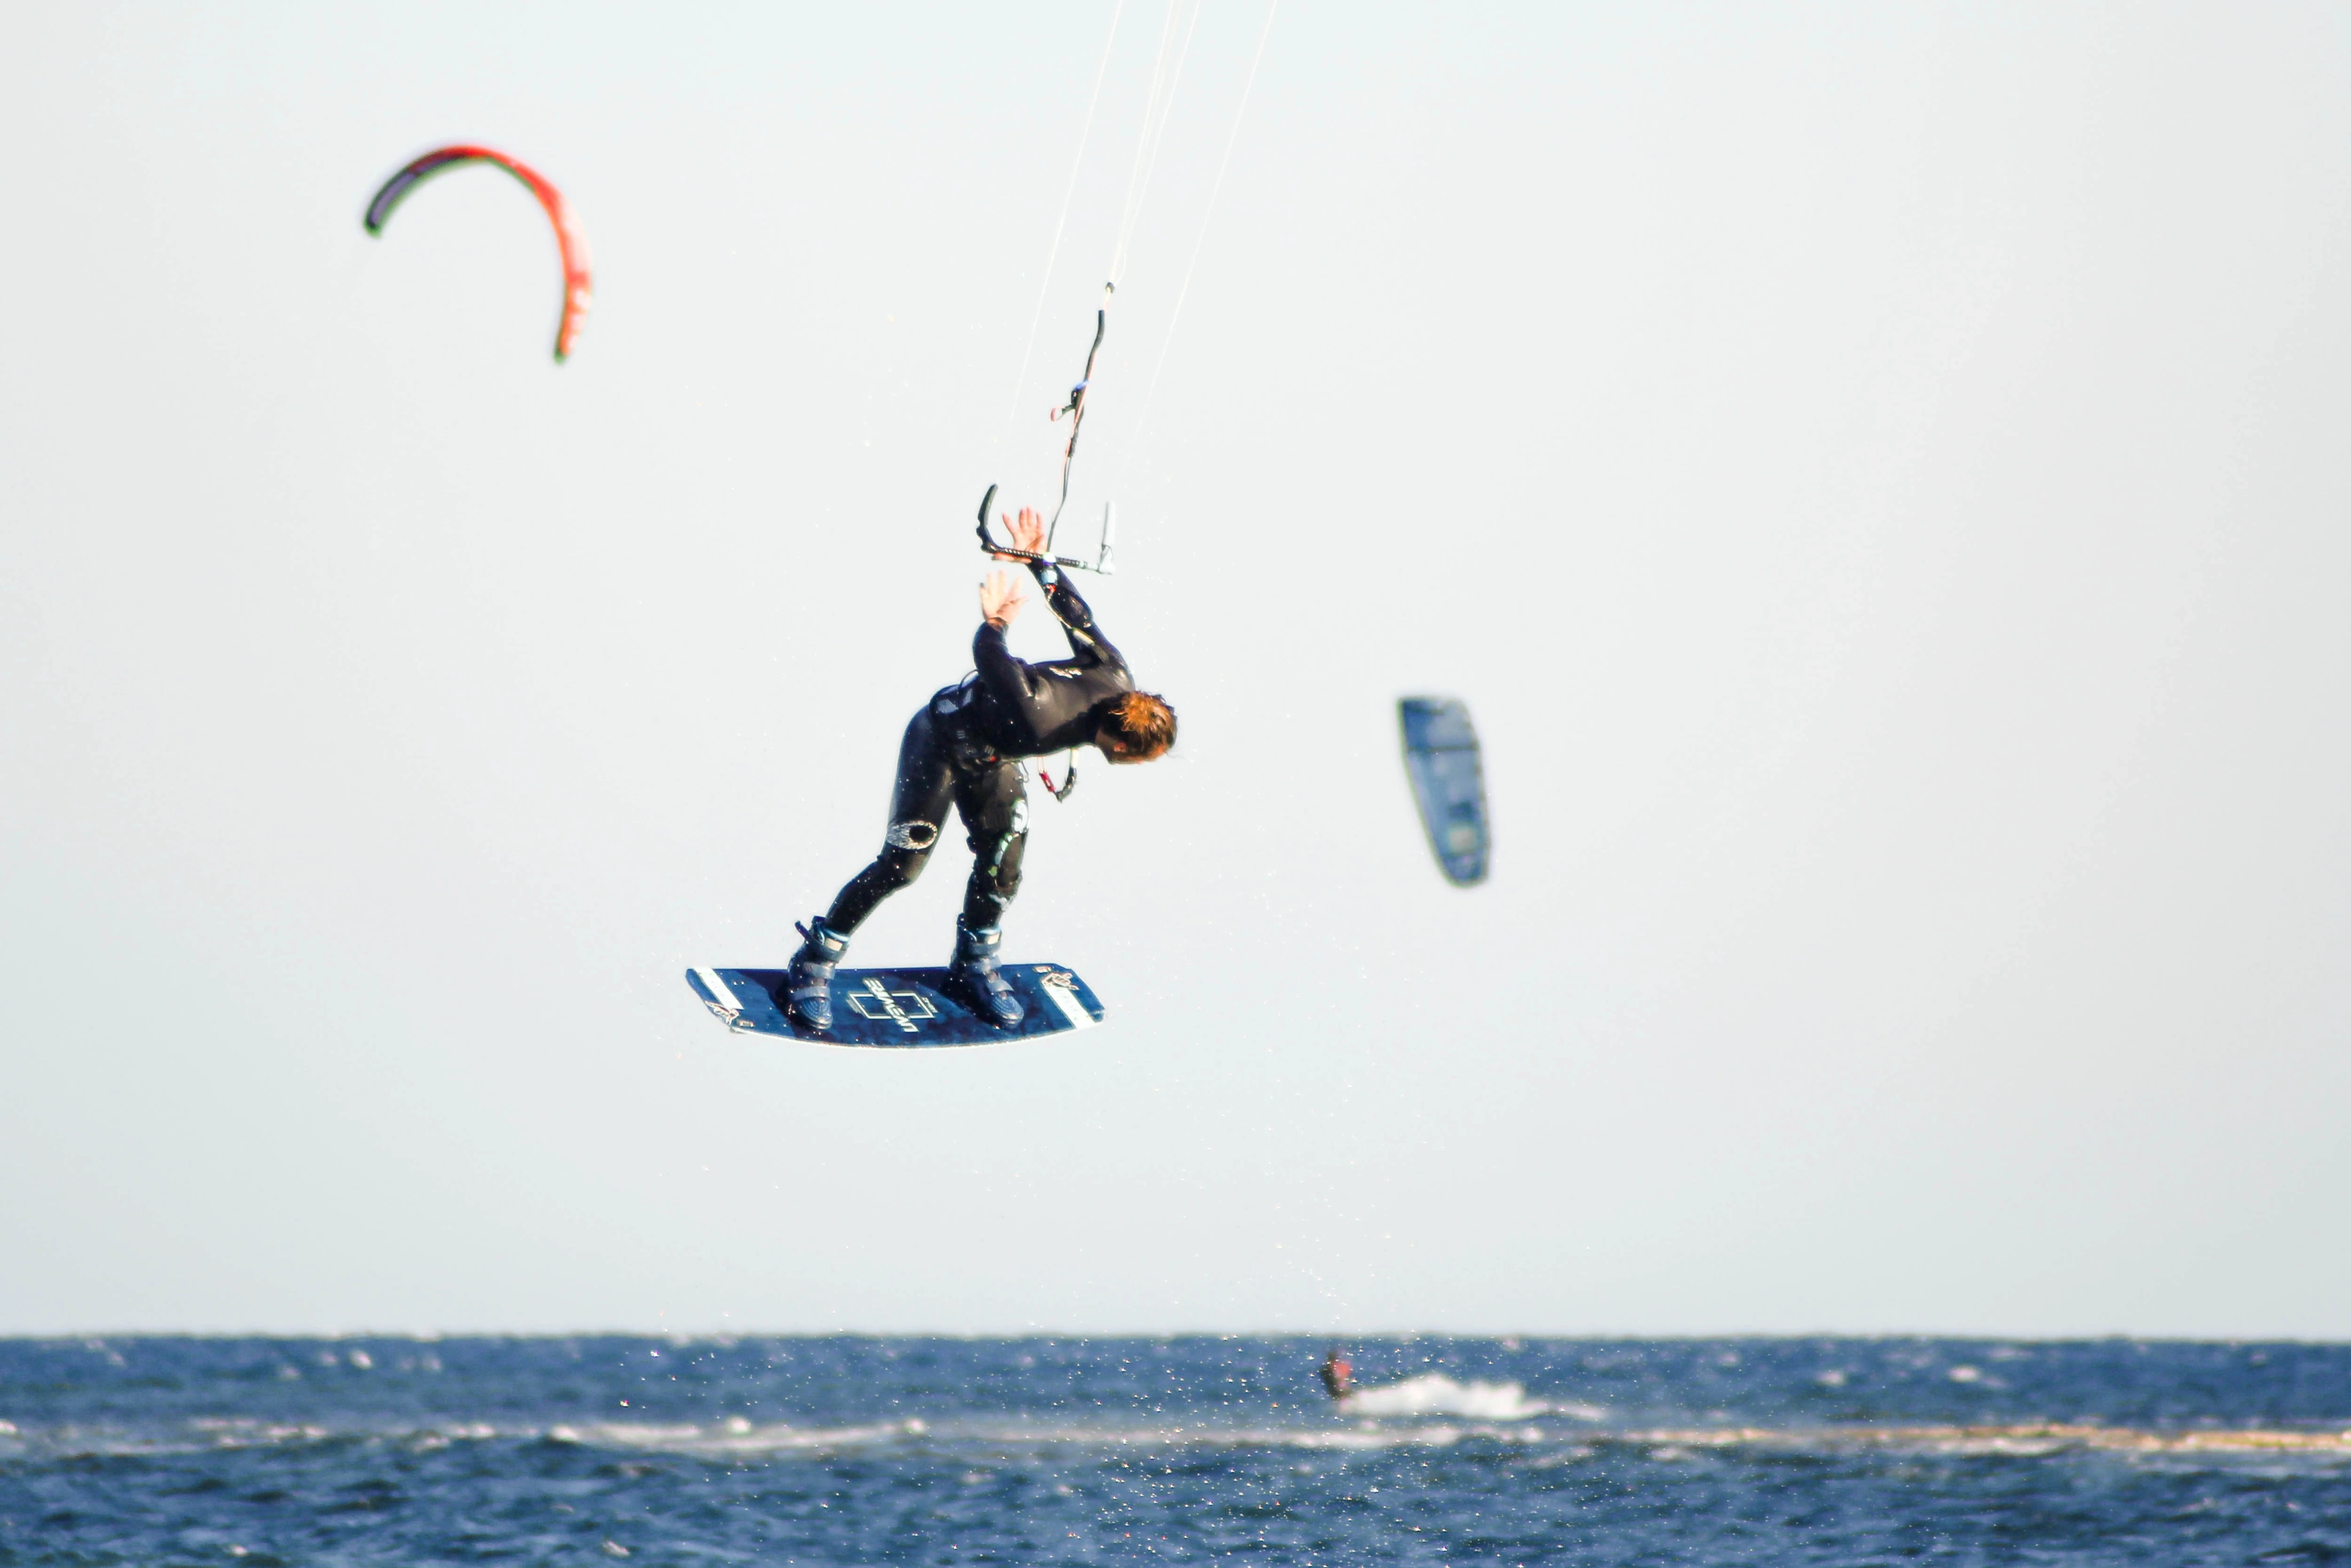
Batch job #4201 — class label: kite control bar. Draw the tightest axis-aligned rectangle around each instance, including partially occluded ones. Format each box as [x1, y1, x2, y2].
[975, 484, 1118, 576]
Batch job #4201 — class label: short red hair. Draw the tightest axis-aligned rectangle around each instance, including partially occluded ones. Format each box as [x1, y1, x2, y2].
[1100, 691, 1176, 759]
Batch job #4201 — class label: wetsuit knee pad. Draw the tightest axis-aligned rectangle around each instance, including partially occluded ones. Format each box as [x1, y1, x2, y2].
[965, 857, 1022, 926]
[885, 819, 942, 853]
[968, 795, 1027, 878]
[976, 828, 1026, 906]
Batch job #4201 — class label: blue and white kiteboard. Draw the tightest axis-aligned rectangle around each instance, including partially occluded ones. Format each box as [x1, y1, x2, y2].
[684, 963, 1105, 1048]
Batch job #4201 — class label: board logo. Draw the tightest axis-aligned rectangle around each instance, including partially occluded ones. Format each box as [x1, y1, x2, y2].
[846, 976, 939, 1033]
[690, 967, 744, 1026]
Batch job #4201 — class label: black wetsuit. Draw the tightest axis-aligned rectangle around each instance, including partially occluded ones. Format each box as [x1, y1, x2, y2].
[822, 561, 1134, 935]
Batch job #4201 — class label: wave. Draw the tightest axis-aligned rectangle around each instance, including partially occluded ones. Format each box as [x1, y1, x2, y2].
[0, 1413, 1550, 1460]
[560, 1416, 1549, 1455]
[546, 1417, 918, 1454]
[4, 1415, 2348, 1465]
[1597, 1422, 2351, 1458]
[1336, 1373, 1571, 1421]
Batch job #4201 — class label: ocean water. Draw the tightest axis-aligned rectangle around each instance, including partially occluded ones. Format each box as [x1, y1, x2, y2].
[5, 1337, 2350, 1565]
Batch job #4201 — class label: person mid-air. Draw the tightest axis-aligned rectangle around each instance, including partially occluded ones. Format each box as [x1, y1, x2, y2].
[784, 506, 1176, 1032]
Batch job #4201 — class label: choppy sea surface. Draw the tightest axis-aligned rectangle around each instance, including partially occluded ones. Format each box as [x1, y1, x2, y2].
[5, 1337, 2350, 1565]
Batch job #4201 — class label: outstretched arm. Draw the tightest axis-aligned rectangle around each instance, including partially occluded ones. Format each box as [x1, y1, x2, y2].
[992, 505, 1119, 666]
[974, 563, 1046, 712]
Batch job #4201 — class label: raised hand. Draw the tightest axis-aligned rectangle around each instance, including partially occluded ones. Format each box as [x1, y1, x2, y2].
[991, 505, 1049, 561]
[979, 569, 1027, 629]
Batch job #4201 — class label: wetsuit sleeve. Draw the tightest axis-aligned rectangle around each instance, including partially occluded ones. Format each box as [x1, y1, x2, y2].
[973, 620, 1052, 721]
[1029, 560, 1128, 672]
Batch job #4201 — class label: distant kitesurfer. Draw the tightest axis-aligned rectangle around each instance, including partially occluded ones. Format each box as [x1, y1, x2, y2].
[784, 506, 1176, 1031]
[1320, 1348, 1355, 1401]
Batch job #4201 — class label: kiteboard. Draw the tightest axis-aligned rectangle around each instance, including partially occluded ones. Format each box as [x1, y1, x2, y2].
[684, 963, 1105, 1048]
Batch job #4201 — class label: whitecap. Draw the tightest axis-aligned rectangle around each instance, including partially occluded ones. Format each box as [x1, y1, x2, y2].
[555, 1419, 913, 1457]
[1336, 1374, 1554, 1421]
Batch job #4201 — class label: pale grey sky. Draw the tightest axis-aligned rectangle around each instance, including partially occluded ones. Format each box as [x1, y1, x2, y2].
[3, 1, 2348, 1337]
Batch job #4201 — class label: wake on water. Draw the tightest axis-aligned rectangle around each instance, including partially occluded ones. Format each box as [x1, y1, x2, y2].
[1333, 1371, 1577, 1421]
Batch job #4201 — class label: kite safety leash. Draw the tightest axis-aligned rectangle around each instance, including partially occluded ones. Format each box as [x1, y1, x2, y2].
[975, 282, 1119, 576]
[1038, 751, 1081, 805]
[1044, 286, 1112, 539]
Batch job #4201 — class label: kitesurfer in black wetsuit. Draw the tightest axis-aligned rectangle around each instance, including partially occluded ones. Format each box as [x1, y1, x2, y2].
[785, 506, 1177, 1031]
